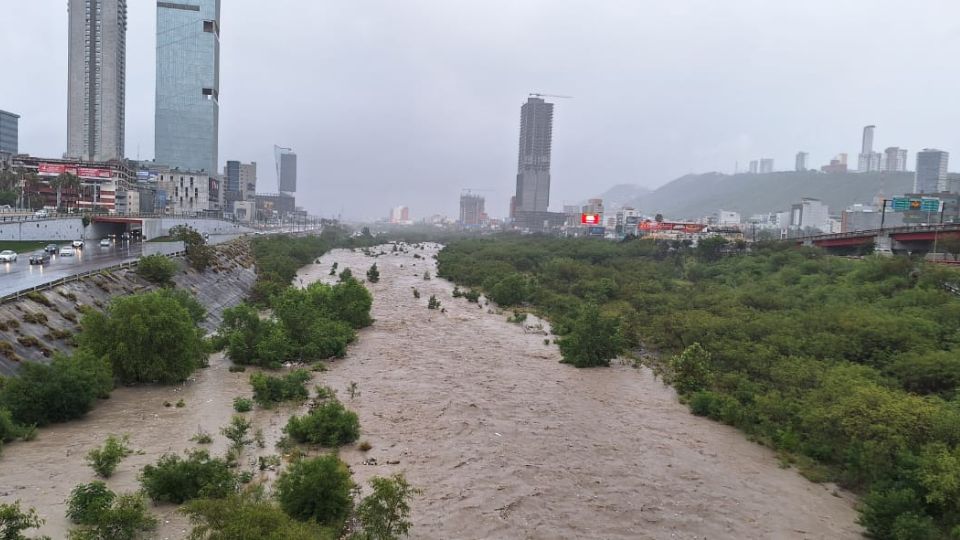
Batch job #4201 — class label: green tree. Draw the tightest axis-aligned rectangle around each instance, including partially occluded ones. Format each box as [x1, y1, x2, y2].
[80, 291, 206, 384]
[220, 415, 253, 455]
[275, 455, 354, 527]
[171, 225, 214, 272]
[488, 274, 529, 306]
[66, 482, 115, 525]
[558, 304, 623, 368]
[67, 492, 156, 540]
[366, 263, 380, 283]
[0, 501, 49, 540]
[283, 399, 360, 447]
[426, 295, 440, 310]
[139, 450, 235, 504]
[669, 343, 713, 396]
[249, 370, 310, 406]
[136, 255, 177, 286]
[695, 235, 728, 262]
[330, 279, 373, 329]
[353, 474, 420, 540]
[86, 435, 133, 478]
[181, 489, 334, 540]
[0, 352, 112, 426]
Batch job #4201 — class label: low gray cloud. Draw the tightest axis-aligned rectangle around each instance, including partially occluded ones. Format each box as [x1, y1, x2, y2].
[4, 0, 960, 219]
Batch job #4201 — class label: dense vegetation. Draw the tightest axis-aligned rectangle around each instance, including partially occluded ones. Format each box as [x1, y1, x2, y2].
[135, 254, 177, 286]
[139, 450, 236, 504]
[284, 398, 360, 447]
[217, 236, 373, 367]
[275, 455, 354, 527]
[249, 370, 310, 406]
[438, 235, 960, 538]
[80, 289, 207, 384]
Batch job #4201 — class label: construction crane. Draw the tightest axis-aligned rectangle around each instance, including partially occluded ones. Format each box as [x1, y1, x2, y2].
[461, 188, 495, 196]
[529, 93, 573, 99]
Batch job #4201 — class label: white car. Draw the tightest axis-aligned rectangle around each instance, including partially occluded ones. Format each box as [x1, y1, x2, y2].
[72, 240, 84, 249]
[99, 238, 111, 247]
[0, 250, 17, 262]
[59, 246, 75, 257]
[34, 210, 48, 218]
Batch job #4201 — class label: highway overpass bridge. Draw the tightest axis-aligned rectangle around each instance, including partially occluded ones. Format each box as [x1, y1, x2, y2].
[793, 224, 960, 256]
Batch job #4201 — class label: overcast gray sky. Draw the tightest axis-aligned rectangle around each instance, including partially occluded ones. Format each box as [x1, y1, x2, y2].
[4, 0, 960, 220]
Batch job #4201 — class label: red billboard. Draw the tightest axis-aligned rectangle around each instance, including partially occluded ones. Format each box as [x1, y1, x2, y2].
[581, 213, 601, 225]
[38, 163, 113, 179]
[639, 221, 706, 233]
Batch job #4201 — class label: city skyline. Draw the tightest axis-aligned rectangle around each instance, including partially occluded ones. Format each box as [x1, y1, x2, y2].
[7, 1, 960, 219]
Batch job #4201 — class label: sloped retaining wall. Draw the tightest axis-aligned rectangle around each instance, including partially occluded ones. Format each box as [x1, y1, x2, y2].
[0, 239, 256, 377]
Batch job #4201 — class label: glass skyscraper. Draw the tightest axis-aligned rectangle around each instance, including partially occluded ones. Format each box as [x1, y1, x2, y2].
[0, 110, 19, 158]
[155, 0, 220, 174]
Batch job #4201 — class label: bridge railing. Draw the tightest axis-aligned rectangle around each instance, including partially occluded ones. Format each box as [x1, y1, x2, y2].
[793, 223, 960, 243]
[0, 249, 186, 306]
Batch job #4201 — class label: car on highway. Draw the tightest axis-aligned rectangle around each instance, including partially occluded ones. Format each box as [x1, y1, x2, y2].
[29, 252, 51, 265]
[34, 209, 48, 218]
[72, 239, 84, 249]
[44, 244, 58, 253]
[59, 246, 75, 257]
[0, 250, 17, 262]
[99, 238, 111, 247]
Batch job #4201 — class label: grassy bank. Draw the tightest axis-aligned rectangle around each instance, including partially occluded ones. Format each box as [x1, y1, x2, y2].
[437, 236, 960, 539]
[0, 241, 57, 253]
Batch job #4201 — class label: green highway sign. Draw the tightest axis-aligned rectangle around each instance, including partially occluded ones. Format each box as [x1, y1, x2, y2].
[891, 197, 941, 212]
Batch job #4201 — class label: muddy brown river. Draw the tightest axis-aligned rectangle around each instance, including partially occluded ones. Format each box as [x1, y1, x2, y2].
[0, 243, 863, 539]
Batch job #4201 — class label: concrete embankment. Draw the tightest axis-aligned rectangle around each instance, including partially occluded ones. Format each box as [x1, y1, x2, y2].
[0, 238, 256, 376]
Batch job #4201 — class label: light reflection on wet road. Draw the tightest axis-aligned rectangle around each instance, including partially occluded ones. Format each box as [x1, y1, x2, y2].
[0, 236, 239, 296]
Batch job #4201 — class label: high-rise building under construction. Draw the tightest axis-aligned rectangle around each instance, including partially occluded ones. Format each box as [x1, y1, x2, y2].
[512, 96, 554, 215]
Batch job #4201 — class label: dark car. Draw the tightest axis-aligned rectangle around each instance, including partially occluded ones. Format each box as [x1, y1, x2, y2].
[44, 244, 58, 253]
[29, 252, 51, 265]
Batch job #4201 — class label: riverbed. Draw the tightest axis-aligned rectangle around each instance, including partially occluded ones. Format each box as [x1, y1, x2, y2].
[0, 242, 863, 539]
[304, 244, 863, 539]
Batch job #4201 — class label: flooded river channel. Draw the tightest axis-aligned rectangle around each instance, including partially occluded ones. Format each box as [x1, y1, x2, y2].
[0, 243, 862, 539]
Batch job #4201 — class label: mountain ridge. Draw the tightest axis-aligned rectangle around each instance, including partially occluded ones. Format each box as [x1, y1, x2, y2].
[620, 171, 915, 219]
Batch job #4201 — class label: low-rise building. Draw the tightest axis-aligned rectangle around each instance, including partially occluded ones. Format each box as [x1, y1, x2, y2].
[157, 171, 212, 214]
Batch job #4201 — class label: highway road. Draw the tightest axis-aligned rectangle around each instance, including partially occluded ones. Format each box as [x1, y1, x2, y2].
[0, 235, 241, 297]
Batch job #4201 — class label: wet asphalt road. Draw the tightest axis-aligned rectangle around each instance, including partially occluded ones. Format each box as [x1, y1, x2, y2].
[0, 235, 240, 297]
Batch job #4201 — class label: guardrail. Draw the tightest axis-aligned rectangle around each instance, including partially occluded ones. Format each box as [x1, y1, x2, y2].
[0, 249, 186, 305]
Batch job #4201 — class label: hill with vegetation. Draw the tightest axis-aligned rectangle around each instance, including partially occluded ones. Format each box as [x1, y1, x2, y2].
[622, 171, 915, 219]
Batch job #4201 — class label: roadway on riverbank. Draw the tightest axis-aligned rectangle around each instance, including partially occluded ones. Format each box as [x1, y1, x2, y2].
[0, 235, 239, 297]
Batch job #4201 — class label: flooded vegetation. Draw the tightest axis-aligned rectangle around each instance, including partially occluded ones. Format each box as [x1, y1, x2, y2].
[0, 239, 863, 538]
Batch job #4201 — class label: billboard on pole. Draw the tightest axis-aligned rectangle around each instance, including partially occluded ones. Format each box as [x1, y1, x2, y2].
[581, 213, 601, 225]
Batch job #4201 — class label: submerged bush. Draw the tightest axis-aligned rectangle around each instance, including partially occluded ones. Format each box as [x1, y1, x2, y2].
[284, 400, 360, 447]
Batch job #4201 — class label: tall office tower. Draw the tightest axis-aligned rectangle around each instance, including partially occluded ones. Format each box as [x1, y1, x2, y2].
[513, 96, 554, 214]
[915, 149, 949, 193]
[0, 110, 19, 158]
[276, 148, 297, 193]
[239, 161, 256, 200]
[795, 151, 809, 172]
[459, 193, 485, 227]
[155, 0, 220, 173]
[748, 160, 759, 174]
[858, 125, 882, 172]
[66, 0, 127, 162]
[759, 158, 774, 173]
[883, 147, 908, 172]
